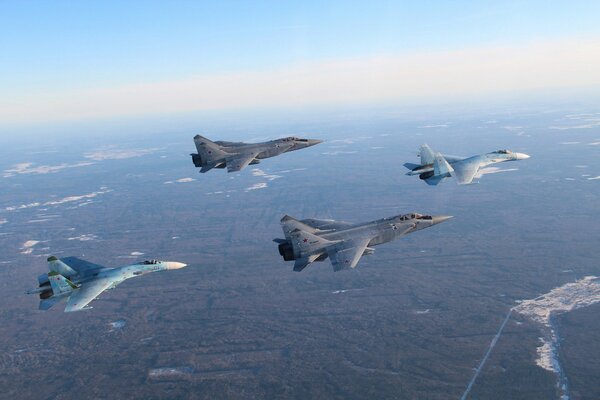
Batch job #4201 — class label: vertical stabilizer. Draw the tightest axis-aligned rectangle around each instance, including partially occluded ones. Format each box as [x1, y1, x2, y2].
[48, 256, 77, 276]
[193, 135, 228, 164]
[48, 272, 77, 295]
[419, 144, 435, 165]
[433, 153, 454, 176]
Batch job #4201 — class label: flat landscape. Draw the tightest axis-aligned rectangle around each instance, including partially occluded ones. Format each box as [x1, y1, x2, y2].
[0, 108, 599, 399]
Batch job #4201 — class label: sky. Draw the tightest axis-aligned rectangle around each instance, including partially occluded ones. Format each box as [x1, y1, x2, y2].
[2, 1, 600, 129]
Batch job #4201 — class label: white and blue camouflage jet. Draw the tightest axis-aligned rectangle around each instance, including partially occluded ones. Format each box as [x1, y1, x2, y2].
[274, 213, 452, 272]
[191, 134, 322, 173]
[27, 256, 187, 312]
[404, 144, 530, 185]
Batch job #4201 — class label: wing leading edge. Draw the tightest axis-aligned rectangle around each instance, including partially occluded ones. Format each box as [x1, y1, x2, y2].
[327, 237, 372, 272]
[64, 278, 114, 312]
[226, 152, 259, 172]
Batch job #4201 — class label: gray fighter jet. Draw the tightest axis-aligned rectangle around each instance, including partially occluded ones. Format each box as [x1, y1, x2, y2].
[274, 213, 452, 272]
[191, 134, 323, 173]
[404, 144, 530, 185]
[27, 256, 187, 312]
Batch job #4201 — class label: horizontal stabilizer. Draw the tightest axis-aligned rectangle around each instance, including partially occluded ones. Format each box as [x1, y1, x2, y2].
[293, 254, 322, 272]
[403, 162, 421, 171]
[39, 296, 64, 311]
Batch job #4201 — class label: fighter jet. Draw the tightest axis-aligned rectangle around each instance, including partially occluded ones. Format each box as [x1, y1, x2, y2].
[27, 256, 187, 312]
[274, 213, 452, 272]
[191, 134, 323, 173]
[404, 144, 530, 185]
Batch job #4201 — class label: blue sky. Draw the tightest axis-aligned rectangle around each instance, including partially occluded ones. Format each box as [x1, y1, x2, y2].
[2, 1, 600, 126]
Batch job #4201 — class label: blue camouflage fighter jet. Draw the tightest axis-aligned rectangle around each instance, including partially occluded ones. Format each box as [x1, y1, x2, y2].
[27, 256, 187, 312]
[404, 144, 530, 185]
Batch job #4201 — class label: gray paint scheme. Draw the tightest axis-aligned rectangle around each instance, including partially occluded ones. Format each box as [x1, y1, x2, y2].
[404, 144, 530, 185]
[27, 256, 187, 312]
[275, 213, 452, 272]
[191, 134, 323, 173]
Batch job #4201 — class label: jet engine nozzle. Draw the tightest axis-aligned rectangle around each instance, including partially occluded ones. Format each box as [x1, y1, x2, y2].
[278, 241, 295, 261]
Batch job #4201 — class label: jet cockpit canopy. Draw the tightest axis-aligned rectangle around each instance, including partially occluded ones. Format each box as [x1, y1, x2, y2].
[398, 213, 432, 221]
[139, 260, 160, 265]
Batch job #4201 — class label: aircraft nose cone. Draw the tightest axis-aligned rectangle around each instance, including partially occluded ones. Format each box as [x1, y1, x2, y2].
[307, 139, 323, 146]
[165, 262, 187, 270]
[432, 215, 453, 225]
[515, 152, 530, 160]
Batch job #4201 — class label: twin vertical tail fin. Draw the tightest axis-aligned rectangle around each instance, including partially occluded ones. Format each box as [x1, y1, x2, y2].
[48, 256, 77, 276]
[424, 153, 454, 186]
[433, 153, 454, 176]
[48, 271, 78, 295]
[419, 144, 435, 165]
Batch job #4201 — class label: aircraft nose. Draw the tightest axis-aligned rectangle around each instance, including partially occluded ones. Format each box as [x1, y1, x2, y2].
[165, 262, 187, 270]
[431, 215, 453, 225]
[307, 139, 323, 146]
[515, 152, 530, 160]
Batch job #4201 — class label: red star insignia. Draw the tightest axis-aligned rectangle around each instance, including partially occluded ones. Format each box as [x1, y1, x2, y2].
[303, 238, 308, 243]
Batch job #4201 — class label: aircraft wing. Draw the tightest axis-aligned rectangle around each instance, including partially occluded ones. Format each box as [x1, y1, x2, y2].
[300, 218, 353, 231]
[451, 159, 482, 185]
[226, 152, 259, 172]
[60, 257, 105, 277]
[327, 237, 372, 272]
[64, 278, 114, 312]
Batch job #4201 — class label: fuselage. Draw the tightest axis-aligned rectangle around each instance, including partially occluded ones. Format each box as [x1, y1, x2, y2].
[318, 214, 427, 246]
[277, 213, 452, 263]
[406, 150, 530, 176]
[219, 137, 322, 159]
[78, 260, 186, 287]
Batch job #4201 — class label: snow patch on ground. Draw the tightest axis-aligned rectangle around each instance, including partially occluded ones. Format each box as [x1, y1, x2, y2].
[5, 188, 112, 211]
[413, 309, 431, 315]
[108, 320, 126, 332]
[322, 150, 358, 155]
[164, 177, 196, 184]
[418, 124, 448, 128]
[514, 276, 600, 326]
[513, 275, 600, 396]
[84, 147, 160, 161]
[67, 234, 98, 241]
[3, 162, 94, 177]
[251, 168, 282, 181]
[20, 240, 40, 255]
[148, 366, 194, 380]
[245, 182, 268, 191]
